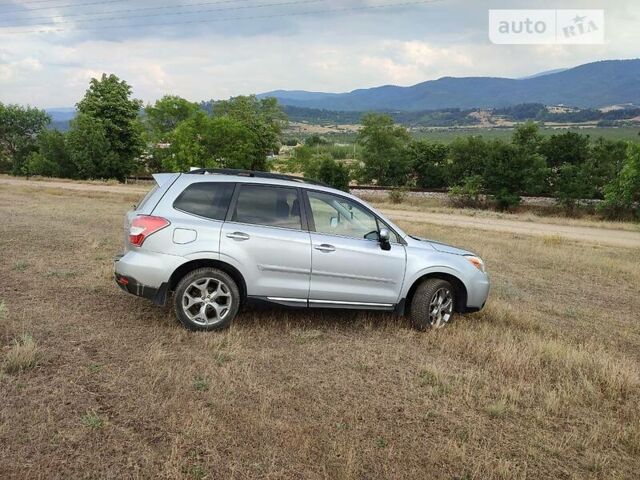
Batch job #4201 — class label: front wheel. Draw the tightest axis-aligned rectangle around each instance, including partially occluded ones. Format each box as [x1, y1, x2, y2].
[409, 278, 455, 330]
[173, 268, 240, 331]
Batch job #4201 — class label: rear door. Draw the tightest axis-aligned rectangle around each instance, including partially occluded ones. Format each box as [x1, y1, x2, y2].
[304, 190, 406, 307]
[220, 184, 312, 303]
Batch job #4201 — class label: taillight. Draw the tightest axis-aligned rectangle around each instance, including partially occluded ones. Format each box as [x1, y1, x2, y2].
[129, 215, 170, 247]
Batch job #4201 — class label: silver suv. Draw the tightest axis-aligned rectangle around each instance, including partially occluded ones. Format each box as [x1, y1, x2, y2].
[114, 169, 489, 331]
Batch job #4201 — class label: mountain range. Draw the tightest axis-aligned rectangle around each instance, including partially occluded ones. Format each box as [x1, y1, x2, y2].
[257, 59, 640, 111]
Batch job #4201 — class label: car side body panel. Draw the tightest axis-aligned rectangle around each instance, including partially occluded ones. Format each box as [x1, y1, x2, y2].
[115, 172, 490, 315]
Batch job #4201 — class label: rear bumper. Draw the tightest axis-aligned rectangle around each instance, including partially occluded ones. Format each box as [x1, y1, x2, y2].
[114, 272, 168, 306]
[114, 252, 175, 306]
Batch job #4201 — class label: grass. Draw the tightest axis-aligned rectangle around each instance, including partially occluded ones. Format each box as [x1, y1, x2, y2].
[3, 333, 39, 374]
[81, 410, 104, 429]
[193, 377, 210, 392]
[12, 261, 29, 272]
[0, 183, 639, 478]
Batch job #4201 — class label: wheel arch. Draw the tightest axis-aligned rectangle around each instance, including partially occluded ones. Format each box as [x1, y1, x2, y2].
[168, 259, 247, 303]
[404, 272, 468, 314]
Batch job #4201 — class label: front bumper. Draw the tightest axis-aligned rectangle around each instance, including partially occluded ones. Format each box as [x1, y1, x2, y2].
[466, 274, 490, 311]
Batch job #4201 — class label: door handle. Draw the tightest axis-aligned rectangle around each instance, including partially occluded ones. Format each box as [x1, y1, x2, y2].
[226, 232, 250, 241]
[314, 244, 336, 253]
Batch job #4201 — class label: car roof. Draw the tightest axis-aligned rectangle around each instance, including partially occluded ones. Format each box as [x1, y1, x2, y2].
[162, 171, 409, 240]
[178, 171, 346, 196]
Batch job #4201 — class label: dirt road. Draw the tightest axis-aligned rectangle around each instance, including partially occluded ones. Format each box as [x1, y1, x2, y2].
[382, 209, 640, 249]
[0, 176, 150, 194]
[2, 176, 639, 248]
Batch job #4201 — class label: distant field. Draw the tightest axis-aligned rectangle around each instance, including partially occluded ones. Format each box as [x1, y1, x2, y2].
[1, 181, 639, 478]
[300, 126, 640, 144]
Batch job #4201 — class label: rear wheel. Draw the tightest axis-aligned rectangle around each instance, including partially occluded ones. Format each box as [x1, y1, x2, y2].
[173, 268, 240, 331]
[409, 278, 455, 330]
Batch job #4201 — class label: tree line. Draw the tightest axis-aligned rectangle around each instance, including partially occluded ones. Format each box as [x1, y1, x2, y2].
[349, 113, 639, 218]
[0, 75, 638, 219]
[0, 74, 285, 182]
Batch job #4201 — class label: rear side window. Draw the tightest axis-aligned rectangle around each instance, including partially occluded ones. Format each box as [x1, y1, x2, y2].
[173, 182, 235, 220]
[232, 185, 302, 230]
[136, 185, 158, 211]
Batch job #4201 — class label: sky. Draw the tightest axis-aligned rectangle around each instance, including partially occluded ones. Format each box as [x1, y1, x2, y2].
[0, 0, 638, 108]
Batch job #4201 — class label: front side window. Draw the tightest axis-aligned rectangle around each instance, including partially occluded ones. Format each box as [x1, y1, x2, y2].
[173, 182, 235, 220]
[307, 191, 380, 240]
[232, 185, 302, 229]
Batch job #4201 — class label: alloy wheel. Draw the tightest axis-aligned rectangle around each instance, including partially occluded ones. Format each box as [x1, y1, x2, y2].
[429, 287, 453, 328]
[182, 277, 232, 326]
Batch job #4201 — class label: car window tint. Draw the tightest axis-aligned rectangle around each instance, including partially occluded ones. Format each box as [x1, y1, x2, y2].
[173, 182, 235, 220]
[308, 191, 378, 240]
[232, 185, 302, 229]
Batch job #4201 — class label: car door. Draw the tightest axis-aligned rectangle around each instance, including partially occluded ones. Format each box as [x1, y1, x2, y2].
[220, 184, 311, 303]
[305, 190, 406, 307]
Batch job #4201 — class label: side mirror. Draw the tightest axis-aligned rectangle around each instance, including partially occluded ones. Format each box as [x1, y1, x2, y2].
[379, 228, 391, 251]
[330, 216, 338, 228]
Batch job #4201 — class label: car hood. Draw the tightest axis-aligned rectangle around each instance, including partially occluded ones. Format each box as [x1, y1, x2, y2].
[409, 236, 474, 256]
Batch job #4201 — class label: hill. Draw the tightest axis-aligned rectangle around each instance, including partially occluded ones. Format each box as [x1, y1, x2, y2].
[258, 59, 640, 111]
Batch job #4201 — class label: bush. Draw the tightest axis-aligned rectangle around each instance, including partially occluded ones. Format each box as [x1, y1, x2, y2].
[553, 163, 591, 213]
[23, 151, 60, 177]
[448, 175, 484, 208]
[407, 140, 448, 189]
[283, 137, 299, 146]
[305, 134, 329, 147]
[388, 188, 408, 204]
[304, 154, 350, 191]
[598, 143, 640, 220]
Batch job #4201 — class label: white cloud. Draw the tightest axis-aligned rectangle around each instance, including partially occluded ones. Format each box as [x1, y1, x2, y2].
[0, 0, 638, 107]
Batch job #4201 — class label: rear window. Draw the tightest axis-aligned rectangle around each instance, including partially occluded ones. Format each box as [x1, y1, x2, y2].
[173, 182, 235, 220]
[232, 185, 302, 230]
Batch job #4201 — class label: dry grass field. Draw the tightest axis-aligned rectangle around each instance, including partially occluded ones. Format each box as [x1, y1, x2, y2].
[1, 180, 639, 479]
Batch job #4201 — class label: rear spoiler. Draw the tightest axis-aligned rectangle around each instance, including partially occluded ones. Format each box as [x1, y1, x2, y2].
[152, 173, 180, 187]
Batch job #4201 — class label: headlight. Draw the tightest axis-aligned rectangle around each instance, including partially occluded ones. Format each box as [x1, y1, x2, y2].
[465, 255, 485, 273]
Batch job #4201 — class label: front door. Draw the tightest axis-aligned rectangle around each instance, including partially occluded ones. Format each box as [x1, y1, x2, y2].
[305, 190, 406, 307]
[220, 184, 311, 302]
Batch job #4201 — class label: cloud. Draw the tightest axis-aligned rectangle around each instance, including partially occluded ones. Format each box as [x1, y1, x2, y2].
[0, 0, 638, 107]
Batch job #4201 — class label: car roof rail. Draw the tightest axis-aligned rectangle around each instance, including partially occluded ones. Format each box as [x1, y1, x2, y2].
[186, 168, 329, 187]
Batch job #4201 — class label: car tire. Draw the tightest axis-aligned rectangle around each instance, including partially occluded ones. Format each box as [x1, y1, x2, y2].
[409, 278, 456, 330]
[173, 267, 240, 331]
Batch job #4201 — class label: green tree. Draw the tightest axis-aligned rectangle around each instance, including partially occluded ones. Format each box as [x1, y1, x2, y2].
[406, 140, 449, 188]
[540, 131, 590, 168]
[38, 130, 74, 178]
[303, 154, 350, 191]
[66, 114, 119, 179]
[482, 140, 547, 210]
[512, 122, 543, 153]
[143, 95, 201, 139]
[212, 95, 287, 170]
[446, 136, 489, 184]
[75, 73, 144, 180]
[586, 137, 627, 197]
[166, 113, 258, 172]
[23, 151, 60, 177]
[511, 123, 549, 195]
[553, 163, 592, 211]
[305, 134, 328, 147]
[0, 102, 50, 174]
[357, 113, 410, 186]
[600, 143, 640, 219]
